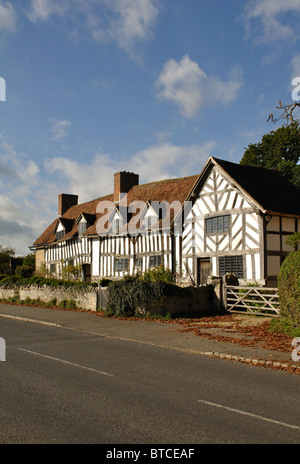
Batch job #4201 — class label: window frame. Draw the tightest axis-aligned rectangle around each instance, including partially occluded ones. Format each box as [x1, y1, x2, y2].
[149, 255, 162, 268]
[56, 230, 65, 241]
[114, 258, 129, 272]
[205, 214, 230, 235]
[78, 222, 86, 236]
[218, 255, 244, 279]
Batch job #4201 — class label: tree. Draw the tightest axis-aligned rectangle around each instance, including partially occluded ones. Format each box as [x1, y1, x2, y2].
[268, 101, 300, 125]
[15, 253, 36, 278]
[0, 245, 15, 275]
[240, 122, 300, 189]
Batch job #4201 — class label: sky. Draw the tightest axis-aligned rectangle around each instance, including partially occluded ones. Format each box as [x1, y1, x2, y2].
[0, 0, 300, 255]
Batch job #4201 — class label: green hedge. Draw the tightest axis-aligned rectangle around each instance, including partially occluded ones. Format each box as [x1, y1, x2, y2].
[278, 251, 300, 328]
[0, 275, 98, 288]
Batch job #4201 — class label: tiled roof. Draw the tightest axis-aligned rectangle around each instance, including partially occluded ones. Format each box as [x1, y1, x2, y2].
[212, 157, 300, 215]
[33, 176, 198, 246]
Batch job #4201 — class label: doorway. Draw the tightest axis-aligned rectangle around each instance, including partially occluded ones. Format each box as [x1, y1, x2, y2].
[196, 258, 211, 285]
[82, 263, 91, 282]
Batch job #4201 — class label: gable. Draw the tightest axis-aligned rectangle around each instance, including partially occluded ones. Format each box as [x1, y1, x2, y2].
[187, 165, 255, 219]
[183, 164, 261, 256]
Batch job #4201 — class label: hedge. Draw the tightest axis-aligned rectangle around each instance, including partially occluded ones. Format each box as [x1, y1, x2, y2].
[0, 275, 98, 288]
[278, 250, 300, 327]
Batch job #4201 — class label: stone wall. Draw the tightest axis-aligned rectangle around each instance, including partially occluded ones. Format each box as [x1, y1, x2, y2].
[99, 284, 222, 317]
[0, 284, 98, 311]
[147, 286, 221, 317]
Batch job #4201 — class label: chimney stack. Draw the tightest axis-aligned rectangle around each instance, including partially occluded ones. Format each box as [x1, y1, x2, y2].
[58, 194, 78, 217]
[114, 171, 139, 203]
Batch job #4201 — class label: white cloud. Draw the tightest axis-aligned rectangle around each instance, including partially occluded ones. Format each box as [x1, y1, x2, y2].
[49, 118, 71, 142]
[26, 0, 160, 56]
[92, 0, 159, 54]
[0, 133, 215, 254]
[25, 0, 70, 22]
[128, 141, 216, 182]
[0, 136, 45, 255]
[155, 55, 243, 118]
[44, 152, 117, 202]
[44, 140, 216, 203]
[242, 0, 300, 44]
[0, 1, 17, 33]
[291, 54, 300, 79]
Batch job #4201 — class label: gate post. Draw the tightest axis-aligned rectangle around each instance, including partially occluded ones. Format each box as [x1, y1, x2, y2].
[221, 275, 227, 313]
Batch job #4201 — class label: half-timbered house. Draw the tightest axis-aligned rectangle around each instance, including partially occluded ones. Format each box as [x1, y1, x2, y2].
[32, 157, 300, 286]
[181, 157, 300, 286]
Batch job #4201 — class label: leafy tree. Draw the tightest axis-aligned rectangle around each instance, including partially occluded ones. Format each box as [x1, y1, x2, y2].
[15, 253, 36, 278]
[0, 245, 15, 275]
[240, 122, 300, 189]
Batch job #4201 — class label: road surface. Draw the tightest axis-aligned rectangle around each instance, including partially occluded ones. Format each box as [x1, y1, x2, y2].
[1, 315, 299, 444]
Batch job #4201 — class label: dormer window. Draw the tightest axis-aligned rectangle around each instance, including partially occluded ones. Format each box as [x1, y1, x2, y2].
[112, 218, 121, 234]
[56, 230, 65, 241]
[78, 222, 86, 236]
[75, 213, 96, 237]
[144, 215, 157, 231]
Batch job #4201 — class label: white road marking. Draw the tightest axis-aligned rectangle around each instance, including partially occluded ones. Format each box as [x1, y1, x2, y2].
[198, 399, 300, 431]
[18, 348, 113, 377]
[0, 313, 61, 327]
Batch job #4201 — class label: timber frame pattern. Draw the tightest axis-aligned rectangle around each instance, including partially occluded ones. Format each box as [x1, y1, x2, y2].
[32, 157, 300, 287]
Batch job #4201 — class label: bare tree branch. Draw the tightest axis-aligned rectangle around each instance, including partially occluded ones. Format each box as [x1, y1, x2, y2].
[268, 101, 300, 124]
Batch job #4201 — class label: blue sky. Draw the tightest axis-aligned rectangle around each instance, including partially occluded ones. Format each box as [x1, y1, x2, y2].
[0, 0, 300, 255]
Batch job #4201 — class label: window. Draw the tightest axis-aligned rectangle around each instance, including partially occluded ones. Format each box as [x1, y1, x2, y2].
[150, 255, 162, 268]
[56, 230, 65, 241]
[78, 222, 86, 235]
[112, 218, 121, 234]
[206, 215, 229, 234]
[144, 215, 157, 231]
[219, 255, 243, 278]
[115, 258, 129, 272]
[49, 264, 56, 274]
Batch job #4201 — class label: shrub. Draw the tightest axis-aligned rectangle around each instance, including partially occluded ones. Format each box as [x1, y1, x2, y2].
[0, 275, 97, 288]
[143, 265, 174, 283]
[15, 264, 35, 278]
[278, 250, 300, 328]
[106, 274, 168, 317]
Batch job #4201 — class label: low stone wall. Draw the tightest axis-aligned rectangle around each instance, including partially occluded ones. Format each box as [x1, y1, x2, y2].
[147, 286, 221, 317]
[0, 285, 98, 311]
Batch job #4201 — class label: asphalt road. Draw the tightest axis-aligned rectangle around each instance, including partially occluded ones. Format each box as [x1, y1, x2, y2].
[1, 316, 300, 445]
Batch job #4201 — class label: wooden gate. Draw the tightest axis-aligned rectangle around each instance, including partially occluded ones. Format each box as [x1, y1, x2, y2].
[224, 285, 280, 316]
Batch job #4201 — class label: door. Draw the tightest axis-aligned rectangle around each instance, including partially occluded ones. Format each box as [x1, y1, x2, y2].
[197, 258, 211, 285]
[82, 263, 91, 282]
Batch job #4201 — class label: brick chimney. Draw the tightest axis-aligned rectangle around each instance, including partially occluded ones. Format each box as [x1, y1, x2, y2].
[58, 193, 78, 217]
[114, 171, 139, 203]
